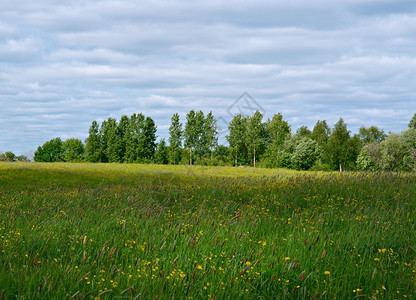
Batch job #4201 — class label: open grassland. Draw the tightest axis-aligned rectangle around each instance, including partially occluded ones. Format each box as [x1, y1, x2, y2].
[0, 163, 415, 299]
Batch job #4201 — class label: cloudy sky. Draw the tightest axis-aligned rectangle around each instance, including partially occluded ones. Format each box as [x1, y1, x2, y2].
[1, 0, 416, 156]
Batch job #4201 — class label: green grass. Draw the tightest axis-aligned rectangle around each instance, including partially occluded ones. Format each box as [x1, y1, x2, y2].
[0, 162, 415, 299]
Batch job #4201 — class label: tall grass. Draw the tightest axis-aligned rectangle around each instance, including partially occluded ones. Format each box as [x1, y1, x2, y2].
[0, 162, 415, 299]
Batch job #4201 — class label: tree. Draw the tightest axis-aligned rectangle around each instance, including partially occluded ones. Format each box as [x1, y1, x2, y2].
[5, 151, 16, 162]
[98, 118, 121, 163]
[16, 155, 29, 162]
[168, 113, 182, 164]
[0, 151, 17, 162]
[141, 116, 157, 161]
[296, 126, 312, 138]
[154, 138, 168, 164]
[227, 114, 249, 166]
[326, 118, 352, 171]
[194, 110, 206, 159]
[202, 111, 218, 159]
[124, 113, 145, 163]
[34, 138, 63, 162]
[356, 142, 381, 171]
[184, 110, 198, 165]
[213, 145, 230, 165]
[62, 138, 85, 162]
[247, 111, 266, 167]
[379, 133, 405, 171]
[401, 129, 416, 171]
[85, 121, 101, 162]
[408, 113, 416, 130]
[358, 126, 387, 146]
[267, 113, 291, 147]
[312, 120, 330, 147]
[291, 138, 322, 170]
[117, 115, 129, 162]
[263, 113, 291, 167]
[124, 113, 157, 162]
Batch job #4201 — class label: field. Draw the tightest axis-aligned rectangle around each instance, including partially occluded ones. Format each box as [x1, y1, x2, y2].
[0, 163, 415, 299]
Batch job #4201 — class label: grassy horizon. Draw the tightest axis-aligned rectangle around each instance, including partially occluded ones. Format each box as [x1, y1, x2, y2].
[0, 162, 415, 299]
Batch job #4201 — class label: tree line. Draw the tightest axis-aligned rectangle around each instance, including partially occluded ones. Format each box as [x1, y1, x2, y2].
[33, 111, 416, 172]
[0, 151, 29, 162]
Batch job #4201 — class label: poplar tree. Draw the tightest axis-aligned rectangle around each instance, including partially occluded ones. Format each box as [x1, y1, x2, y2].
[203, 111, 218, 159]
[326, 118, 352, 171]
[184, 110, 197, 165]
[168, 113, 182, 164]
[85, 120, 101, 162]
[247, 111, 266, 167]
[227, 114, 248, 166]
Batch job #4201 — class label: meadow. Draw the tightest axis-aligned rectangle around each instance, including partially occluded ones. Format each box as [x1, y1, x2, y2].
[0, 162, 415, 299]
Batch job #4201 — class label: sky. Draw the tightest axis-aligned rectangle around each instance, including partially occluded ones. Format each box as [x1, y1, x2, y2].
[1, 0, 416, 156]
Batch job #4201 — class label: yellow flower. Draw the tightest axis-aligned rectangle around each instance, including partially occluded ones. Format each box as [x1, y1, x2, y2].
[374, 257, 380, 261]
[324, 271, 330, 275]
[196, 265, 202, 270]
[245, 261, 251, 266]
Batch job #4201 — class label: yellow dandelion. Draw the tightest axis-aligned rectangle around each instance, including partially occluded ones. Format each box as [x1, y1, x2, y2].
[324, 270, 330, 275]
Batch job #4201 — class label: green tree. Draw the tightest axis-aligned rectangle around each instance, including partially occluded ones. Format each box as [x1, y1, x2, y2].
[16, 155, 29, 162]
[267, 113, 291, 147]
[184, 110, 198, 165]
[103, 118, 121, 163]
[379, 133, 405, 171]
[34, 138, 63, 162]
[296, 126, 312, 138]
[408, 113, 416, 129]
[356, 142, 381, 171]
[247, 111, 266, 167]
[124, 113, 157, 163]
[168, 113, 182, 164]
[124, 113, 145, 163]
[326, 118, 352, 171]
[212, 145, 230, 165]
[5, 151, 16, 162]
[202, 111, 218, 159]
[85, 121, 101, 162]
[62, 138, 85, 162]
[291, 138, 322, 170]
[401, 129, 416, 171]
[117, 115, 129, 162]
[358, 126, 387, 146]
[194, 110, 206, 159]
[311, 120, 330, 146]
[141, 116, 157, 161]
[263, 113, 291, 167]
[154, 138, 168, 164]
[227, 114, 249, 166]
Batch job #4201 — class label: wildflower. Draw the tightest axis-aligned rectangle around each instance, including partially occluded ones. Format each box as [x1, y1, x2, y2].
[197, 265, 203, 270]
[324, 270, 330, 275]
[374, 257, 380, 261]
[245, 261, 251, 266]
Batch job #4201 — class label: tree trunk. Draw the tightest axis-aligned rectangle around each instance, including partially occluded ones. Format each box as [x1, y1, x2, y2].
[235, 152, 237, 167]
[339, 162, 342, 172]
